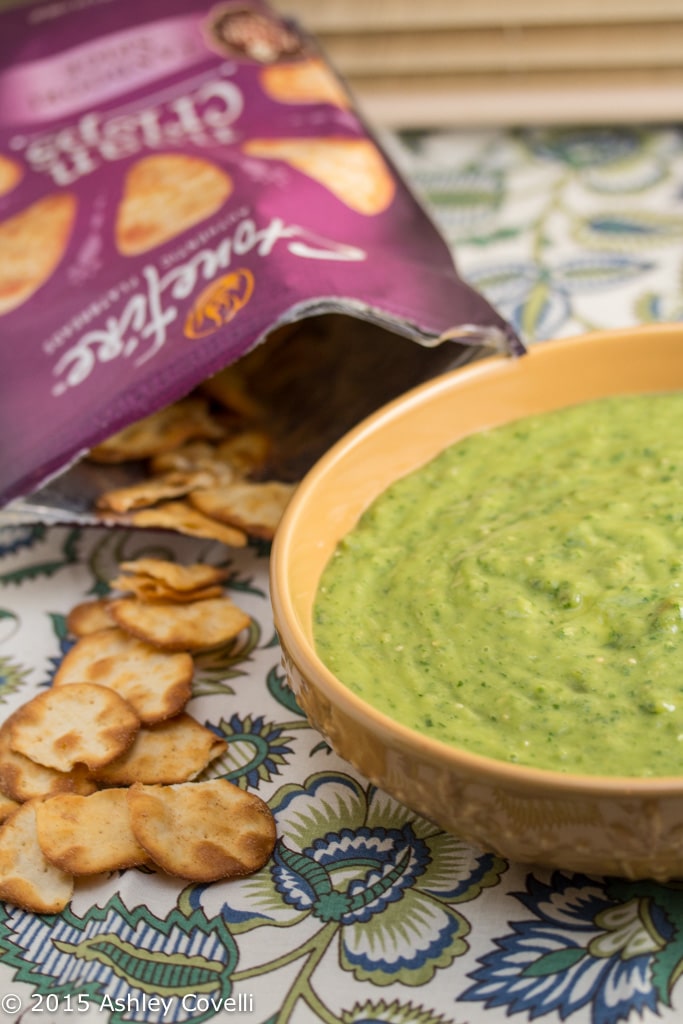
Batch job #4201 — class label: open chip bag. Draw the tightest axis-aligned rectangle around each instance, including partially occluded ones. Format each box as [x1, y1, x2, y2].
[0, 0, 522, 528]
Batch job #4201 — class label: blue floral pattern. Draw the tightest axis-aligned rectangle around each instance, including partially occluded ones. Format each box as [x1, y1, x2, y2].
[212, 772, 504, 987]
[462, 874, 676, 1024]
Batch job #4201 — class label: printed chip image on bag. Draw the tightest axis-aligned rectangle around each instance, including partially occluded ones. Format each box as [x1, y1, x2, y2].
[0, 0, 522, 528]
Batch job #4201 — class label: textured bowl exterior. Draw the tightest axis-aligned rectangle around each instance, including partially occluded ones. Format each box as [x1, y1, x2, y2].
[271, 324, 683, 879]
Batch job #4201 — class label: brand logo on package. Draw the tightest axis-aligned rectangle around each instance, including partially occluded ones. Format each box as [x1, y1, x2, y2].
[184, 268, 254, 339]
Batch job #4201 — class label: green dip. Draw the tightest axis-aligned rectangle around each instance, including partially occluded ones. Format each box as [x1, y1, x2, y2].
[313, 393, 683, 777]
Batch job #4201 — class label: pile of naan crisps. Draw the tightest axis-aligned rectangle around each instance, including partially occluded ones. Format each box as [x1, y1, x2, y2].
[0, 556, 276, 915]
[89, 344, 297, 542]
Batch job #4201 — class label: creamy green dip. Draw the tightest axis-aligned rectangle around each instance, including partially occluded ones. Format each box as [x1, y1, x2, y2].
[314, 393, 683, 777]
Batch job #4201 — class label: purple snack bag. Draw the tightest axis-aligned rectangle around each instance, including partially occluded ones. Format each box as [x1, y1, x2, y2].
[0, 0, 522, 515]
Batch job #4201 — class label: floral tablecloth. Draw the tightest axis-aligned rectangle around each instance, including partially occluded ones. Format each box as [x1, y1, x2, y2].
[2, 125, 683, 1024]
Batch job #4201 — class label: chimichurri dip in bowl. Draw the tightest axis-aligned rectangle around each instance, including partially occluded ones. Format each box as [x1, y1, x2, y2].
[270, 324, 683, 878]
[314, 392, 683, 777]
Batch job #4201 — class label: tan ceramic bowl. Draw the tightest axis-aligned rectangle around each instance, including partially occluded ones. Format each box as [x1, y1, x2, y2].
[270, 323, 683, 880]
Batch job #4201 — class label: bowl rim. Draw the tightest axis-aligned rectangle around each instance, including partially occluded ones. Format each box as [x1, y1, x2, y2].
[271, 323, 683, 797]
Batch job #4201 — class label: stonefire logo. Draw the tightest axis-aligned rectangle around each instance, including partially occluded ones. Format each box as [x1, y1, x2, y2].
[184, 267, 254, 339]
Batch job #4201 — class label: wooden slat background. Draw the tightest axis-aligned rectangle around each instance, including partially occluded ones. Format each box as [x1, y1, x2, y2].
[272, 0, 683, 126]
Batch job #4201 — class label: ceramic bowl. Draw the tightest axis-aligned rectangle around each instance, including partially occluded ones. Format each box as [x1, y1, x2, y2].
[270, 323, 683, 879]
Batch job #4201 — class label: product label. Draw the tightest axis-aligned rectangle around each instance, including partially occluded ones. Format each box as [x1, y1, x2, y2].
[0, 15, 208, 125]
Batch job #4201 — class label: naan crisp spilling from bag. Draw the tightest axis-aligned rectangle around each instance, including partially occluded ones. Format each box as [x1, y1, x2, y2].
[35, 789, 150, 875]
[109, 574, 222, 603]
[129, 501, 249, 547]
[0, 802, 74, 914]
[0, 718, 97, 802]
[66, 598, 116, 638]
[109, 595, 251, 653]
[190, 479, 295, 540]
[0, 793, 18, 824]
[128, 778, 277, 882]
[53, 629, 194, 724]
[90, 714, 228, 786]
[9, 683, 140, 773]
[96, 470, 220, 516]
[89, 397, 225, 464]
[118, 557, 229, 592]
[0, 555, 275, 913]
[89, 344, 297, 544]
